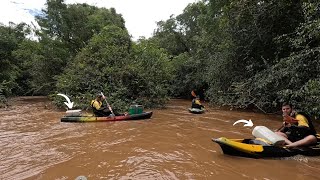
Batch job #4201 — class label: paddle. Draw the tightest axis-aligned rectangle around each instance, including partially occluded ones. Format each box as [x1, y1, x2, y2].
[101, 92, 115, 116]
[276, 119, 292, 132]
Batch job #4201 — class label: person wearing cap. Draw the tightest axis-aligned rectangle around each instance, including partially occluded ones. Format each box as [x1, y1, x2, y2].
[191, 95, 204, 110]
[91, 94, 112, 117]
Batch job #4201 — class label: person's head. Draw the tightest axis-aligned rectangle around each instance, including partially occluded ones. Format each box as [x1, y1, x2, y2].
[282, 102, 293, 115]
[196, 95, 200, 100]
[96, 93, 103, 101]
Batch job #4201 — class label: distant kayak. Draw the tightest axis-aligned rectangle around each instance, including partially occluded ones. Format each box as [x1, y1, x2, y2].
[212, 135, 320, 158]
[61, 111, 153, 122]
[188, 108, 205, 114]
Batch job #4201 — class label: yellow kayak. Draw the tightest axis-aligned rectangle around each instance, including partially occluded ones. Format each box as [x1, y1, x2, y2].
[213, 135, 320, 158]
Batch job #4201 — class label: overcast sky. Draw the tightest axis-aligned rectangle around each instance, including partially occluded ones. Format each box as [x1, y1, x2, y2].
[0, 0, 197, 40]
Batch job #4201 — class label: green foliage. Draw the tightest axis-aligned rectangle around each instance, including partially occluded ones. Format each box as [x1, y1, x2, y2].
[226, 0, 304, 79]
[221, 1, 320, 114]
[54, 25, 130, 109]
[0, 81, 11, 107]
[0, 23, 31, 97]
[12, 40, 41, 95]
[55, 25, 171, 110]
[152, 1, 211, 98]
[152, 18, 189, 56]
[36, 0, 126, 54]
[129, 39, 173, 107]
[168, 53, 205, 98]
[22, 37, 70, 95]
[148, 0, 319, 116]
[17, 0, 128, 96]
[298, 79, 320, 116]
[2, 0, 320, 117]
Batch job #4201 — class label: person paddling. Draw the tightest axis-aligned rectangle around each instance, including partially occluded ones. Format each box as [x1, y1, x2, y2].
[191, 96, 204, 110]
[91, 93, 128, 117]
[91, 93, 113, 117]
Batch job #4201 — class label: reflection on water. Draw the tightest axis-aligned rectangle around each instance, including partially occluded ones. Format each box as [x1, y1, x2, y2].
[0, 97, 320, 180]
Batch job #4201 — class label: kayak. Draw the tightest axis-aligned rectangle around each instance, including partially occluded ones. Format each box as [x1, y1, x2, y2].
[61, 111, 153, 122]
[212, 135, 320, 158]
[188, 108, 205, 114]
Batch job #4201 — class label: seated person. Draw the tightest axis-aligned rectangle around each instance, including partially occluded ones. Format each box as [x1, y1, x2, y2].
[91, 94, 128, 117]
[91, 94, 113, 117]
[275, 102, 317, 147]
[191, 96, 204, 109]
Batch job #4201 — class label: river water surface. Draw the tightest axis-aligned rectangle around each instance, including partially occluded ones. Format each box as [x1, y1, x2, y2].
[1, 97, 320, 180]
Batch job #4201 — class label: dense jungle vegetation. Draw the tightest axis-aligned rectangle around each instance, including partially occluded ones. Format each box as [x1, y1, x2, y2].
[1, 0, 319, 117]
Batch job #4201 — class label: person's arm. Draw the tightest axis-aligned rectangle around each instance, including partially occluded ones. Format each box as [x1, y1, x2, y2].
[283, 114, 299, 124]
[276, 113, 294, 132]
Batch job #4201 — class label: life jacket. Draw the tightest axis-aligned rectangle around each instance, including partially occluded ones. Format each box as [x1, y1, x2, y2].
[91, 100, 102, 115]
[191, 98, 203, 109]
[297, 112, 317, 135]
[283, 112, 317, 142]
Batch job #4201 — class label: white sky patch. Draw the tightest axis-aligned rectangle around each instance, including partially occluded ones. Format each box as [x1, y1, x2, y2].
[0, 0, 41, 27]
[0, 0, 197, 40]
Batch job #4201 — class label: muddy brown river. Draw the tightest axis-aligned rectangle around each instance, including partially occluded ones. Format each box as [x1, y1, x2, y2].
[1, 96, 320, 180]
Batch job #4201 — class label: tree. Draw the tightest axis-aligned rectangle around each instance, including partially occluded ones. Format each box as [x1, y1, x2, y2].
[0, 23, 31, 96]
[55, 25, 131, 109]
[226, 1, 320, 114]
[36, 0, 126, 54]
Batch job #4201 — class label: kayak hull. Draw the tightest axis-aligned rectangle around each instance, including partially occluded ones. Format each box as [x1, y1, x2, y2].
[61, 111, 153, 122]
[213, 136, 320, 158]
[188, 108, 204, 114]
